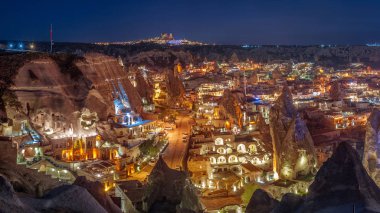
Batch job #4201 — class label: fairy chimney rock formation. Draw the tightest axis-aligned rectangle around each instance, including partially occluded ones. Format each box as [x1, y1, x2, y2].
[363, 108, 380, 185]
[269, 86, 316, 180]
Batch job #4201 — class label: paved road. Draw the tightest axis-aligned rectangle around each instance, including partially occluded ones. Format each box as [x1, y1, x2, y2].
[163, 115, 191, 169]
[126, 114, 191, 181]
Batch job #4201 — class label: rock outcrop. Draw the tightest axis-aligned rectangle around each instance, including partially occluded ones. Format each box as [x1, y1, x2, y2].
[0, 174, 112, 213]
[77, 53, 145, 116]
[0, 175, 30, 213]
[269, 86, 316, 179]
[23, 184, 108, 213]
[135, 68, 153, 103]
[246, 189, 279, 213]
[219, 90, 243, 128]
[143, 156, 202, 213]
[0, 52, 149, 124]
[246, 142, 380, 212]
[329, 81, 344, 101]
[165, 67, 185, 101]
[363, 108, 380, 186]
[300, 142, 380, 212]
[73, 176, 122, 213]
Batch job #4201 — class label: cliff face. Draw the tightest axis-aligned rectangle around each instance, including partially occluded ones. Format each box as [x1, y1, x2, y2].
[363, 108, 380, 185]
[12, 57, 93, 117]
[246, 142, 380, 213]
[0, 138, 61, 196]
[2, 53, 147, 122]
[76, 53, 144, 116]
[134, 67, 154, 103]
[269, 86, 316, 180]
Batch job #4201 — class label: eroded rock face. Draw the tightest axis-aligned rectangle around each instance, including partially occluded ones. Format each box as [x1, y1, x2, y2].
[219, 90, 243, 127]
[165, 67, 185, 101]
[133, 66, 154, 104]
[0, 174, 110, 213]
[246, 189, 279, 213]
[77, 53, 145, 116]
[0, 175, 30, 213]
[246, 142, 380, 213]
[363, 108, 380, 184]
[300, 142, 380, 212]
[143, 157, 202, 213]
[73, 176, 122, 213]
[269, 86, 316, 179]
[3, 53, 148, 124]
[23, 185, 108, 213]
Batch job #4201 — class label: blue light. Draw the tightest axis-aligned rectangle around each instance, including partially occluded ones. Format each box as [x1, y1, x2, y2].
[18, 43, 24, 49]
[8, 43, 14, 48]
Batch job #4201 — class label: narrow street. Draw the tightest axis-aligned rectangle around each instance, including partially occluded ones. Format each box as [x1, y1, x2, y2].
[163, 115, 192, 170]
[126, 114, 192, 181]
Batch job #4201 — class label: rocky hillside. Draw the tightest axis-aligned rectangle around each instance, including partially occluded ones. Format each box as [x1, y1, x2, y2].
[25, 42, 380, 68]
[0, 52, 149, 122]
[246, 142, 380, 213]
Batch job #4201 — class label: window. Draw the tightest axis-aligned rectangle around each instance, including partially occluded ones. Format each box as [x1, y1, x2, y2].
[237, 144, 246, 153]
[217, 147, 226, 154]
[228, 155, 238, 163]
[215, 138, 224, 145]
[217, 156, 226, 164]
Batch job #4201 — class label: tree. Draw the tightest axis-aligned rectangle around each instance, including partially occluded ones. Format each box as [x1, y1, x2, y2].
[241, 183, 259, 205]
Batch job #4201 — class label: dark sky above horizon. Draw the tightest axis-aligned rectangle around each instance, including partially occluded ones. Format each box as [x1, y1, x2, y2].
[1, 0, 380, 45]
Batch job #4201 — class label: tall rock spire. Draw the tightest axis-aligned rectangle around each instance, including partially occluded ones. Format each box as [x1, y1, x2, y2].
[269, 86, 316, 180]
[363, 108, 380, 185]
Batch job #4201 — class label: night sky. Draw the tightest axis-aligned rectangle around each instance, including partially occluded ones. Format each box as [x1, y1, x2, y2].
[1, 0, 380, 45]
